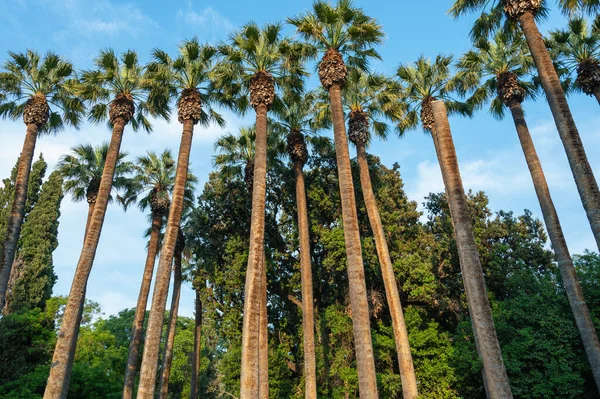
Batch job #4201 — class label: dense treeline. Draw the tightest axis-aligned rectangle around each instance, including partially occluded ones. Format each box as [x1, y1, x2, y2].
[1, 0, 600, 398]
[1, 151, 599, 397]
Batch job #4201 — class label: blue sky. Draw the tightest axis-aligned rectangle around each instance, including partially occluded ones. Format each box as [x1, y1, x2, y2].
[1, 0, 599, 317]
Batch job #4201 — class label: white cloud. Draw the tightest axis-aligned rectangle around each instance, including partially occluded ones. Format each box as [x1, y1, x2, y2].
[177, 4, 235, 40]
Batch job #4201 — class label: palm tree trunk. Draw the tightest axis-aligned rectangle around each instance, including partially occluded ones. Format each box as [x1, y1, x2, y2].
[83, 202, 95, 240]
[158, 251, 182, 399]
[259, 251, 269, 399]
[190, 289, 202, 399]
[292, 160, 318, 399]
[0, 123, 38, 309]
[122, 212, 163, 399]
[44, 119, 127, 399]
[328, 84, 378, 399]
[431, 100, 512, 399]
[509, 102, 600, 392]
[240, 103, 269, 399]
[594, 88, 600, 106]
[137, 119, 194, 398]
[355, 142, 418, 399]
[519, 11, 600, 252]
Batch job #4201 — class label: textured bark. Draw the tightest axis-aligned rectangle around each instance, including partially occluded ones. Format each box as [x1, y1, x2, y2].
[355, 142, 418, 399]
[190, 289, 202, 399]
[158, 251, 182, 399]
[240, 103, 269, 398]
[0, 124, 38, 309]
[431, 101, 512, 399]
[137, 119, 194, 398]
[293, 161, 317, 399]
[328, 84, 378, 398]
[519, 12, 600, 252]
[83, 202, 95, 241]
[44, 119, 127, 399]
[259, 251, 269, 399]
[509, 102, 600, 392]
[122, 212, 163, 399]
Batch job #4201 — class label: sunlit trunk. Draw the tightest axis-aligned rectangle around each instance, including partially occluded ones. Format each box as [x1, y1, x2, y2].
[355, 141, 418, 399]
[328, 84, 378, 398]
[122, 212, 162, 399]
[137, 119, 194, 398]
[44, 119, 127, 399]
[431, 100, 512, 399]
[240, 103, 269, 398]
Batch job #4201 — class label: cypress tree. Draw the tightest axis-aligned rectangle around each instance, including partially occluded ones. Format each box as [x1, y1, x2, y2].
[4, 170, 63, 313]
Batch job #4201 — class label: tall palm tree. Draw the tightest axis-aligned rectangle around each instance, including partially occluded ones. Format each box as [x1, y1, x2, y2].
[58, 143, 133, 239]
[547, 17, 600, 104]
[136, 39, 223, 398]
[120, 150, 195, 399]
[458, 31, 600, 391]
[213, 23, 306, 398]
[450, 0, 600, 255]
[43, 49, 168, 399]
[395, 55, 513, 399]
[213, 124, 284, 398]
[288, 2, 384, 396]
[0, 50, 84, 309]
[340, 69, 419, 399]
[190, 276, 203, 399]
[272, 90, 324, 399]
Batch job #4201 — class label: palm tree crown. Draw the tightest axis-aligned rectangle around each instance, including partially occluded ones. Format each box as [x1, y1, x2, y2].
[449, 0, 599, 40]
[0, 50, 84, 132]
[214, 22, 308, 113]
[341, 69, 403, 145]
[58, 143, 133, 205]
[122, 150, 197, 216]
[79, 49, 169, 131]
[147, 38, 225, 127]
[288, 0, 383, 65]
[395, 54, 471, 134]
[548, 17, 600, 96]
[458, 31, 537, 118]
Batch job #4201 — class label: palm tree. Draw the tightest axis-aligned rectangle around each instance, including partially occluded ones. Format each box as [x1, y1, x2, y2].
[0, 50, 84, 309]
[272, 90, 324, 399]
[213, 125, 284, 398]
[288, 2, 384, 395]
[395, 55, 513, 398]
[547, 17, 600, 104]
[213, 23, 306, 398]
[121, 150, 196, 399]
[458, 31, 600, 392]
[58, 143, 133, 239]
[450, 0, 600, 255]
[190, 276, 203, 399]
[43, 49, 168, 399]
[340, 69, 419, 399]
[136, 39, 223, 398]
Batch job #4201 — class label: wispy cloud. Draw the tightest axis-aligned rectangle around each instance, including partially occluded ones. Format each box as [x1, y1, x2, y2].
[177, 4, 235, 40]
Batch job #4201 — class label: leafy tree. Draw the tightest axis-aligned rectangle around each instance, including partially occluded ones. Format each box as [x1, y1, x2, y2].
[0, 50, 84, 309]
[4, 171, 63, 313]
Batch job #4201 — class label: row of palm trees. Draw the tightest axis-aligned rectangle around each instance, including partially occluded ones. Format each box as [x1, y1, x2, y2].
[0, 0, 599, 398]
